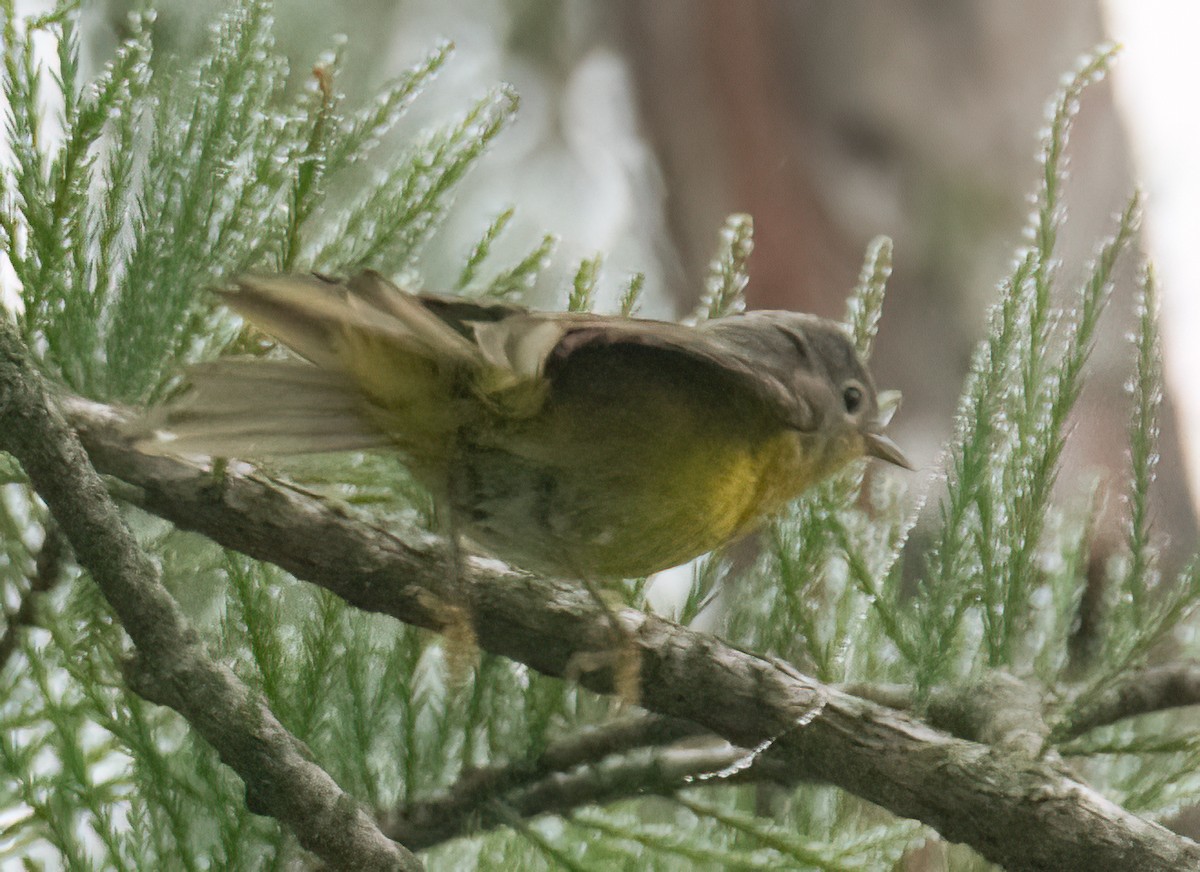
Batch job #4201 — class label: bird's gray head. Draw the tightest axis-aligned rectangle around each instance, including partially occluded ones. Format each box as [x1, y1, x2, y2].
[704, 311, 911, 468]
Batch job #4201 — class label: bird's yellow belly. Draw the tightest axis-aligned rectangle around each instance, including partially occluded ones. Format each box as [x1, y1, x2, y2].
[450, 426, 821, 578]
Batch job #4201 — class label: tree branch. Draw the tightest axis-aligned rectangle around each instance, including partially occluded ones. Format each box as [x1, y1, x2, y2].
[1061, 663, 1200, 739]
[846, 661, 1200, 747]
[383, 714, 719, 849]
[387, 740, 768, 850]
[843, 672, 1051, 754]
[0, 520, 67, 673]
[0, 333, 421, 872]
[61, 394, 1200, 871]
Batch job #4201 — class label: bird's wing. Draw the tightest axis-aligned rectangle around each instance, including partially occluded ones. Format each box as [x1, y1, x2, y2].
[472, 314, 820, 431]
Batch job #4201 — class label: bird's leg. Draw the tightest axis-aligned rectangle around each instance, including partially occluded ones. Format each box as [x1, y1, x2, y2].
[435, 501, 479, 683]
[566, 573, 642, 706]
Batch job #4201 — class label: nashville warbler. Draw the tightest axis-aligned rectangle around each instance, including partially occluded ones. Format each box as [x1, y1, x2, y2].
[142, 271, 910, 579]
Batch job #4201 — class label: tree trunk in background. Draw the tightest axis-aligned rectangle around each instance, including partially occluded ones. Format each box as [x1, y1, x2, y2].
[616, 0, 1197, 565]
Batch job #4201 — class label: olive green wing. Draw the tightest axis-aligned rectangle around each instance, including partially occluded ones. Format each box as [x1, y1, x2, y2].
[471, 313, 824, 432]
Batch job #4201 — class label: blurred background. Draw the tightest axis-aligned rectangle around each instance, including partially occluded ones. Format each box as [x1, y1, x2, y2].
[77, 0, 1198, 554]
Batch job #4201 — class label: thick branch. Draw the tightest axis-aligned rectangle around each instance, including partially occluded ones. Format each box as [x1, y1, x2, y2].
[63, 395, 1200, 871]
[0, 336, 420, 872]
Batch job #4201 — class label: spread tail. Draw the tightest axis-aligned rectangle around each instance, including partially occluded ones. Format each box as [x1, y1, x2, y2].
[134, 359, 394, 456]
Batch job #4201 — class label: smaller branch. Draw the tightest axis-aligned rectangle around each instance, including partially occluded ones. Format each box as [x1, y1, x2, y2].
[510, 744, 769, 821]
[847, 664, 1200, 747]
[382, 715, 706, 848]
[0, 521, 67, 672]
[386, 737, 781, 850]
[1062, 663, 1200, 739]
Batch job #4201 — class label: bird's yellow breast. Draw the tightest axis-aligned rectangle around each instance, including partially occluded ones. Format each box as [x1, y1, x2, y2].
[445, 400, 833, 579]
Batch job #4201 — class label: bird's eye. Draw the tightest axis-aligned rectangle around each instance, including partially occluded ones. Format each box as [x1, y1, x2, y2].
[843, 384, 864, 414]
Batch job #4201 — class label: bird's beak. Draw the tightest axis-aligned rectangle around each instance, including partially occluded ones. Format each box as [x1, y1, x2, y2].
[864, 430, 914, 470]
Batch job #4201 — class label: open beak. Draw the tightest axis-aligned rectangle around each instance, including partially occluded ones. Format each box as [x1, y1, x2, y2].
[864, 430, 914, 470]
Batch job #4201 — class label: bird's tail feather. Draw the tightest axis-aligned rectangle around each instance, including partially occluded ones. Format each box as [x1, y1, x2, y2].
[133, 359, 394, 457]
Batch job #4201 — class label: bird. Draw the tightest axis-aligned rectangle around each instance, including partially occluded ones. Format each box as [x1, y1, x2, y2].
[139, 270, 910, 580]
